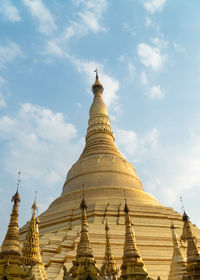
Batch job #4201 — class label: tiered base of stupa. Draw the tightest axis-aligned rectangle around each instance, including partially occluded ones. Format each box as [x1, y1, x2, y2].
[20, 187, 200, 280]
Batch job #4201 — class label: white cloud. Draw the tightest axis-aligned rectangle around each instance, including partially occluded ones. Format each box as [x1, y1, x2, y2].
[128, 63, 135, 80]
[151, 37, 168, 49]
[145, 16, 153, 27]
[45, 41, 63, 57]
[141, 71, 148, 86]
[0, 103, 83, 187]
[146, 85, 165, 99]
[137, 43, 165, 70]
[62, 0, 107, 41]
[0, 92, 6, 108]
[22, 0, 57, 35]
[0, 42, 23, 69]
[0, 1, 21, 22]
[71, 58, 119, 107]
[142, 132, 200, 210]
[173, 42, 186, 54]
[44, 0, 107, 55]
[115, 127, 159, 160]
[144, 0, 166, 13]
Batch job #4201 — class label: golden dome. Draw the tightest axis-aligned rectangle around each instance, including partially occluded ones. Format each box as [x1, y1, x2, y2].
[54, 74, 160, 207]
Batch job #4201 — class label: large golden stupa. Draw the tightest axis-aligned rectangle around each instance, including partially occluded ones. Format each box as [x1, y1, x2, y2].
[20, 73, 200, 280]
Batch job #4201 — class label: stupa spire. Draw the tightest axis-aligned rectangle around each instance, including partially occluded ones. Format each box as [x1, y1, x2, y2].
[80, 71, 122, 160]
[180, 211, 200, 279]
[23, 196, 42, 265]
[63, 195, 101, 280]
[120, 195, 151, 280]
[76, 196, 93, 258]
[180, 212, 200, 263]
[168, 222, 186, 280]
[23, 195, 49, 280]
[123, 198, 140, 259]
[0, 188, 21, 256]
[101, 220, 118, 278]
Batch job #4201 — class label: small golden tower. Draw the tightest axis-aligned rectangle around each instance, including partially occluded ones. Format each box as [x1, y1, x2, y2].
[0, 189, 29, 280]
[120, 199, 152, 280]
[100, 220, 118, 279]
[63, 197, 101, 280]
[168, 222, 187, 280]
[23, 197, 48, 280]
[180, 212, 200, 279]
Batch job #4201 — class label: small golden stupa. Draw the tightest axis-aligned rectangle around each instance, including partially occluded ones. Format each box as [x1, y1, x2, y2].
[19, 73, 200, 280]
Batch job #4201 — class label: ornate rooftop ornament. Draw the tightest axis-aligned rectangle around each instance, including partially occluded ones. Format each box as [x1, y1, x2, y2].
[101, 220, 118, 279]
[168, 222, 187, 280]
[120, 196, 152, 280]
[0, 189, 21, 256]
[63, 195, 101, 280]
[180, 211, 200, 278]
[23, 196, 48, 280]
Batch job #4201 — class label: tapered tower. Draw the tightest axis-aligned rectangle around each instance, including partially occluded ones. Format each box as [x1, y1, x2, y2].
[63, 198, 101, 280]
[20, 73, 200, 280]
[101, 220, 118, 279]
[180, 212, 200, 279]
[23, 199, 48, 280]
[168, 222, 186, 280]
[120, 199, 151, 280]
[0, 190, 29, 280]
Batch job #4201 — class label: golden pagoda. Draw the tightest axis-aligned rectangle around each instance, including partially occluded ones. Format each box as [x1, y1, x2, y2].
[120, 199, 151, 280]
[0, 190, 29, 280]
[168, 222, 186, 280]
[23, 198, 48, 280]
[100, 220, 118, 279]
[180, 212, 200, 279]
[19, 73, 200, 280]
[63, 197, 101, 280]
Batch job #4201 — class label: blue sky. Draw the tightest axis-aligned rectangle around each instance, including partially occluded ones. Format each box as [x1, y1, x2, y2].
[0, 0, 200, 242]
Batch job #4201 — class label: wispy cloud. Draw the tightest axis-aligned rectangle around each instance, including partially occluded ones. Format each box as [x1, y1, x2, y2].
[0, 42, 23, 69]
[142, 131, 200, 207]
[115, 127, 159, 160]
[141, 71, 148, 86]
[137, 43, 165, 71]
[45, 0, 107, 55]
[144, 0, 166, 14]
[22, 0, 57, 35]
[0, 92, 6, 109]
[128, 62, 135, 80]
[146, 85, 165, 99]
[0, 0, 21, 22]
[0, 103, 83, 187]
[173, 42, 186, 54]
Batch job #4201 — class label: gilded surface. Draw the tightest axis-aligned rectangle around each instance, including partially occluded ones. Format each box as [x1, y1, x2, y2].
[63, 198, 101, 280]
[19, 75, 200, 280]
[181, 212, 200, 279]
[1, 190, 21, 256]
[168, 223, 186, 280]
[120, 201, 151, 280]
[100, 220, 118, 278]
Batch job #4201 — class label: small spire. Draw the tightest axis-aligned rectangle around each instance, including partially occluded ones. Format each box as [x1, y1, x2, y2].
[121, 200, 150, 280]
[0, 188, 21, 256]
[92, 68, 104, 94]
[180, 211, 200, 263]
[124, 189, 129, 214]
[32, 191, 38, 215]
[16, 171, 21, 192]
[23, 196, 42, 266]
[76, 195, 93, 258]
[123, 198, 139, 259]
[101, 219, 118, 277]
[168, 222, 187, 280]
